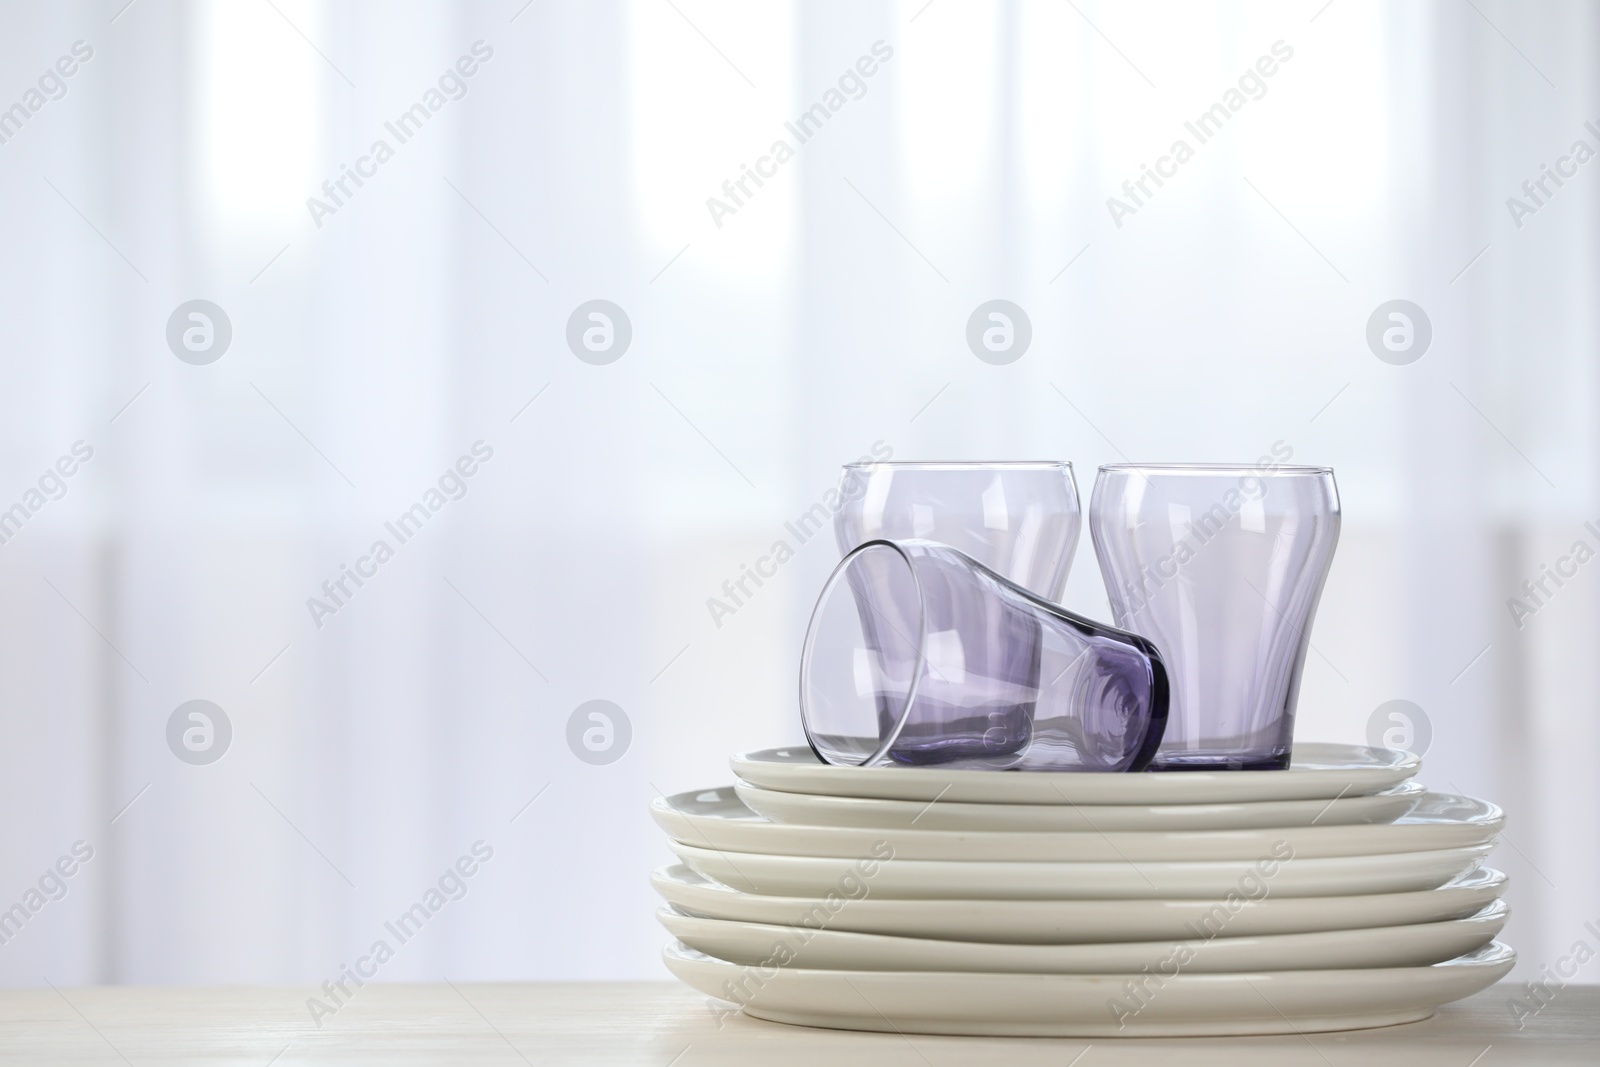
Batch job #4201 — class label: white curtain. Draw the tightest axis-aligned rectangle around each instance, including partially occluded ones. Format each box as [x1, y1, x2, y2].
[0, 0, 1594, 989]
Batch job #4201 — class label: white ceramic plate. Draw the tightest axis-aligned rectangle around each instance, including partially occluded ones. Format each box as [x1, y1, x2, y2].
[731, 742, 1421, 805]
[736, 779, 1428, 832]
[663, 939, 1516, 1036]
[651, 864, 1509, 944]
[653, 787, 1501, 862]
[669, 839, 1494, 900]
[657, 899, 1507, 974]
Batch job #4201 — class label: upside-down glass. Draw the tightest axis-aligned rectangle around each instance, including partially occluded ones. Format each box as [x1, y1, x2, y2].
[1090, 465, 1340, 771]
[799, 539, 1168, 770]
[833, 461, 1081, 602]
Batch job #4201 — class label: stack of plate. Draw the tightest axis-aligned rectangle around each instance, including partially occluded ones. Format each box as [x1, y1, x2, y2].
[650, 743, 1514, 1037]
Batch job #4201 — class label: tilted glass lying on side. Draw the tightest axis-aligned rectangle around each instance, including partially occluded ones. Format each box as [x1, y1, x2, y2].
[799, 539, 1169, 771]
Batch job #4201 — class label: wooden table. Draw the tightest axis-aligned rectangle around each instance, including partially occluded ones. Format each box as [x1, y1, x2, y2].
[2, 982, 1593, 1064]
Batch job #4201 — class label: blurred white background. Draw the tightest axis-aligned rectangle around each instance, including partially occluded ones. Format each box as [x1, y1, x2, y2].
[0, 0, 1595, 994]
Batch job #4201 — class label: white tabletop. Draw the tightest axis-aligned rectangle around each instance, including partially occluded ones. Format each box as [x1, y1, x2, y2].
[3, 981, 1593, 1064]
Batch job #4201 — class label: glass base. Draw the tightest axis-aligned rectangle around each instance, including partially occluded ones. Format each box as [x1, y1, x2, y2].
[1149, 750, 1290, 772]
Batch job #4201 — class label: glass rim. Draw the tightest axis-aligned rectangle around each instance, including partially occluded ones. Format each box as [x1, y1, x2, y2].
[842, 460, 1073, 471]
[798, 539, 928, 768]
[1098, 463, 1334, 476]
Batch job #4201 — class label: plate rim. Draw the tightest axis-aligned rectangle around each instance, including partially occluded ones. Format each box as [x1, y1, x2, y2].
[668, 838, 1498, 870]
[731, 742, 1423, 804]
[662, 938, 1517, 1037]
[650, 862, 1511, 941]
[663, 934, 1515, 981]
[652, 860, 1511, 902]
[653, 786, 1504, 861]
[732, 775, 1430, 814]
[656, 902, 1504, 979]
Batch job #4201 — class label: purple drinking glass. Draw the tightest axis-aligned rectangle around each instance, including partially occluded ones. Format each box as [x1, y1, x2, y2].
[799, 539, 1168, 770]
[1090, 464, 1340, 771]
